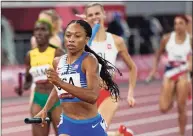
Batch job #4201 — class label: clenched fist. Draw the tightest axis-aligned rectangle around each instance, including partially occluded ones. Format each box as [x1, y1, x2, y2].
[46, 68, 62, 86]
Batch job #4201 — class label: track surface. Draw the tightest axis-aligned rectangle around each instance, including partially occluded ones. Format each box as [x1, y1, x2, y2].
[2, 81, 192, 136]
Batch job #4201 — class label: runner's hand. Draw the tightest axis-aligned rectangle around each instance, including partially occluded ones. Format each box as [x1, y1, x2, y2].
[23, 82, 32, 90]
[34, 109, 47, 127]
[127, 90, 135, 107]
[127, 96, 135, 107]
[14, 87, 23, 96]
[46, 68, 62, 86]
[145, 70, 156, 83]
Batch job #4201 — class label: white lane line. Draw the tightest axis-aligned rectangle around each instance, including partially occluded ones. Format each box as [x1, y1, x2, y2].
[110, 110, 192, 130]
[135, 124, 192, 136]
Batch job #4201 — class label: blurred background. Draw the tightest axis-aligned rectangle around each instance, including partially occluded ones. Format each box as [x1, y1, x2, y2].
[1, 1, 192, 136]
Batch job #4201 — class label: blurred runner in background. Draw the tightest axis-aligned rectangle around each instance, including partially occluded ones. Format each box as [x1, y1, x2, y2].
[147, 15, 192, 136]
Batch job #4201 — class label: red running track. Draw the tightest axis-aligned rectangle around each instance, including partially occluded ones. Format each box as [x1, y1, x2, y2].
[2, 81, 192, 136]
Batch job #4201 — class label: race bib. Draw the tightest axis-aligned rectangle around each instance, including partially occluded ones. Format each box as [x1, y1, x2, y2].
[29, 64, 50, 82]
[172, 55, 183, 61]
[169, 51, 185, 62]
[55, 73, 81, 96]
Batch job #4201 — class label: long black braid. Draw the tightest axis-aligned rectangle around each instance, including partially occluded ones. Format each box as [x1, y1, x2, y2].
[66, 20, 122, 101]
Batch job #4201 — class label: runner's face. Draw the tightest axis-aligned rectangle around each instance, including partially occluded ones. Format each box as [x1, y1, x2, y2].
[174, 17, 187, 34]
[34, 23, 50, 46]
[86, 5, 105, 27]
[64, 23, 89, 54]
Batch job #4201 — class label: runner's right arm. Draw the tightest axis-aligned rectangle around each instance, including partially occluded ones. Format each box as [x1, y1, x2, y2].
[43, 87, 59, 112]
[23, 51, 33, 90]
[42, 57, 61, 112]
[146, 33, 170, 81]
